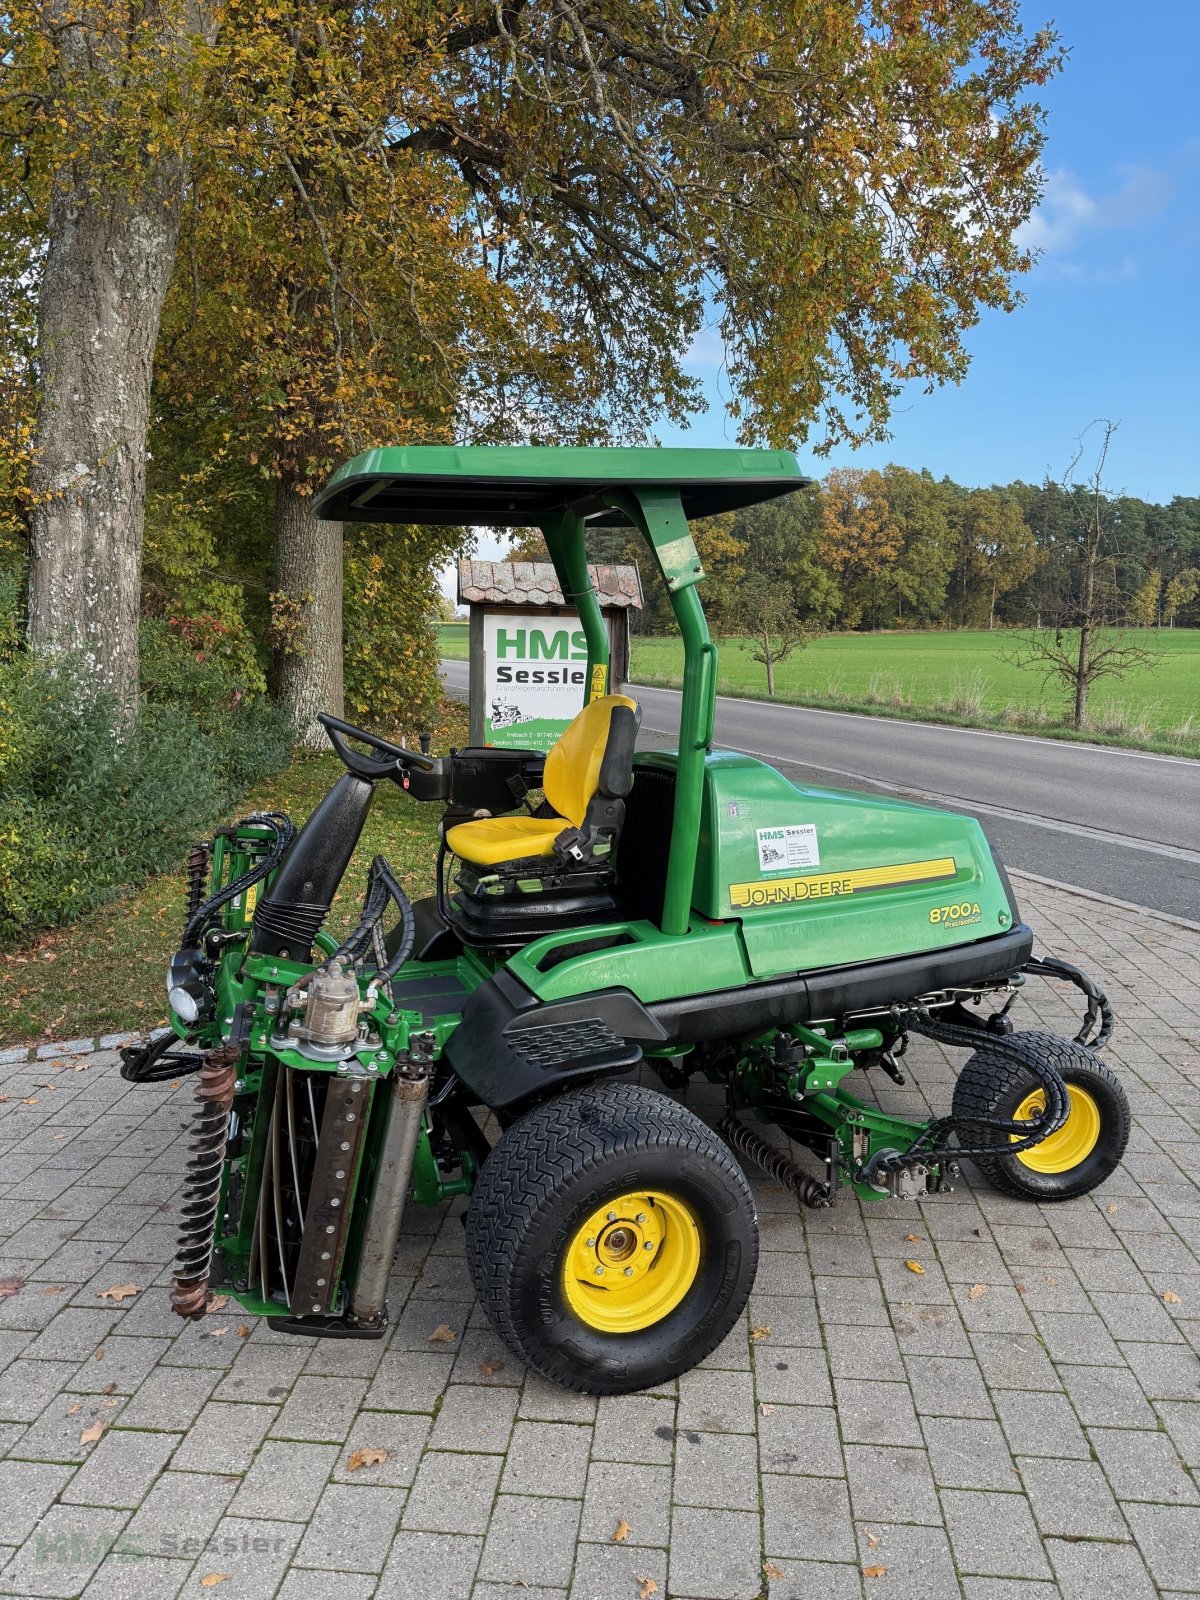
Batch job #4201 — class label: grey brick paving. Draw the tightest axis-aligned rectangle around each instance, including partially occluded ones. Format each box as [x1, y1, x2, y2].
[0, 878, 1197, 1596]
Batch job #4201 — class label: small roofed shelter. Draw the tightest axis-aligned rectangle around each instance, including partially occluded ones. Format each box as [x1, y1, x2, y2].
[457, 559, 643, 749]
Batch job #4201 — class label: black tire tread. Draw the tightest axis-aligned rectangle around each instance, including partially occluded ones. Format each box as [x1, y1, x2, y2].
[951, 1030, 1130, 1201]
[466, 1081, 757, 1391]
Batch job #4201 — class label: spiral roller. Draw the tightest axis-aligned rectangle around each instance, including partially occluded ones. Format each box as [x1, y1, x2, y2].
[718, 1113, 829, 1209]
[170, 1046, 240, 1320]
[184, 842, 212, 927]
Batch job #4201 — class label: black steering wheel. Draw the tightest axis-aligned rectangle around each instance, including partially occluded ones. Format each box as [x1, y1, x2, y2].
[317, 712, 438, 782]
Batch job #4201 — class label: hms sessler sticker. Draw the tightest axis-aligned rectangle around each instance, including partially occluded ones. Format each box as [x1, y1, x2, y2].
[756, 824, 819, 873]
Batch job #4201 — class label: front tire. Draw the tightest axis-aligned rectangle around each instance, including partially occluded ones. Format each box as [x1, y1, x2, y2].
[951, 1030, 1130, 1201]
[465, 1081, 759, 1394]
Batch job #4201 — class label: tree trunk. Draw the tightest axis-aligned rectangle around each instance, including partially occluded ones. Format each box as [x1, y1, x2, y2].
[1074, 550, 1096, 728]
[275, 475, 344, 745]
[25, 3, 216, 717]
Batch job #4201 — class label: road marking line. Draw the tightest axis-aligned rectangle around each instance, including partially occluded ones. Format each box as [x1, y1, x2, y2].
[632, 720, 1200, 864]
[629, 680, 1200, 767]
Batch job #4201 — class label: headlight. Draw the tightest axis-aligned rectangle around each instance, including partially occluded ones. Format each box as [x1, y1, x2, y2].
[166, 948, 214, 1027]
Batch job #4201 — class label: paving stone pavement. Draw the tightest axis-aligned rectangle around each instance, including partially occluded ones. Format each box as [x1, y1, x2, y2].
[0, 876, 1197, 1598]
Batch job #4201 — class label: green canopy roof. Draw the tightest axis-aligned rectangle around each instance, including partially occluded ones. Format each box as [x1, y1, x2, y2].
[314, 445, 809, 527]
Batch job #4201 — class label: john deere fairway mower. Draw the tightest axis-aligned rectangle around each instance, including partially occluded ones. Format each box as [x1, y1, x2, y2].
[124, 447, 1130, 1394]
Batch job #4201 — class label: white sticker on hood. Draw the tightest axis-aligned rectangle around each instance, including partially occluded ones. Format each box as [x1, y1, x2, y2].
[756, 824, 819, 873]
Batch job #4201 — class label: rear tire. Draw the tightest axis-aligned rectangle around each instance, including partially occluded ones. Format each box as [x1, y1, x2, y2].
[465, 1081, 759, 1394]
[951, 1030, 1130, 1201]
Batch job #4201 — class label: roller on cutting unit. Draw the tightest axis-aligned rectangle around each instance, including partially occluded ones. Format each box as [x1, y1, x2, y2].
[122, 446, 1130, 1395]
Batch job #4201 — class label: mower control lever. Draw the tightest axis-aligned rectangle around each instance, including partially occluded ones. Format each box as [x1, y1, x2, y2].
[318, 712, 439, 780]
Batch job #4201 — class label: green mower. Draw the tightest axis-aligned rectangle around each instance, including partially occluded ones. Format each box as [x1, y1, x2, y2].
[124, 447, 1130, 1394]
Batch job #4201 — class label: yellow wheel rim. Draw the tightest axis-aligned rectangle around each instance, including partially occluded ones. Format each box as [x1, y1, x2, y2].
[1012, 1083, 1102, 1173]
[561, 1191, 701, 1334]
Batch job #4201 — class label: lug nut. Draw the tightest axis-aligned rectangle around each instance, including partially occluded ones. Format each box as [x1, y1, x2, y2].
[586, 1238, 596, 1248]
[636, 1213, 646, 1223]
[594, 1266, 604, 1276]
[607, 1211, 617, 1222]
[624, 1267, 634, 1277]
[643, 1241, 654, 1251]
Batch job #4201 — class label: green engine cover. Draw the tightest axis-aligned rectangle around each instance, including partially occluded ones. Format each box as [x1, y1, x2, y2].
[645, 751, 1013, 980]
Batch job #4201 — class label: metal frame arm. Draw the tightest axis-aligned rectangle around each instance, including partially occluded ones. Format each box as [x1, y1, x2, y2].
[540, 511, 610, 702]
[603, 487, 716, 937]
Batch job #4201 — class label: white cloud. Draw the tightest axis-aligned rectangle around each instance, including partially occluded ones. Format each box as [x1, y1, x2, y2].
[1017, 163, 1172, 255]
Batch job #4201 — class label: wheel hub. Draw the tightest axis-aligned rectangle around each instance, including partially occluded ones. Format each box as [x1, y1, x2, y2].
[563, 1191, 700, 1334]
[1013, 1083, 1102, 1172]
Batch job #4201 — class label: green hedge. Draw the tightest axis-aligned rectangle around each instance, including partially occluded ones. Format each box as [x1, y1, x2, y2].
[0, 652, 292, 947]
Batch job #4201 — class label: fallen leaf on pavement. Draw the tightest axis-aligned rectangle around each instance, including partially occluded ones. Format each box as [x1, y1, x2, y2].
[1164, 1289, 1182, 1305]
[863, 1565, 887, 1579]
[903, 1234, 923, 1243]
[80, 1421, 106, 1445]
[206, 1328, 227, 1339]
[763, 1560, 786, 1579]
[1106, 1203, 1119, 1214]
[66, 1402, 81, 1415]
[21, 1097, 37, 1106]
[93, 1346, 104, 1360]
[904, 1260, 925, 1275]
[760, 1403, 775, 1416]
[637, 1579, 658, 1600]
[207, 1294, 229, 1312]
[104, 1382, 116, 1395]
[428, 1324, 457, 1344]
[347, 1447, 388, 1472]
[749, 1325, 771, 1341]
[41, 1285, 64, 1296]
[97, 1283, 141, 1302]
[968, 1284, 987, 1300]
[865, 1531, 879, 1549]
[200, 1577, 229, 1589]
[612, 1519, 631, 1543]
[0, 1277, 23, 1297]
[480, 1358, 505, 1377]
[237, 1324, 251, 1338]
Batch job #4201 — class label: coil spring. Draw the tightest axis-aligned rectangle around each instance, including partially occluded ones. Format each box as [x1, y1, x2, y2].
[718, 1113, 829, 1209]
[170, 1047, 239, 1320]
[184, 842, 212, 929]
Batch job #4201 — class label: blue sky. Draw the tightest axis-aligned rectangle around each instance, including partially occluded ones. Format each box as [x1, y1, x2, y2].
[658, 0, 1200, 504]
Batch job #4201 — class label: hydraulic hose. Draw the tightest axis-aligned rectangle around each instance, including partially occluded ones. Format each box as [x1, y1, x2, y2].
[326, 855, 415, 981]
[1023, 955, 1114, 1050]
[184, 813, 295, 948]
[868, 1005, 1071, 1179]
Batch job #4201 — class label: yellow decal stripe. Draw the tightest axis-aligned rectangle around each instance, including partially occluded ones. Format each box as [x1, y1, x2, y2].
[729, 856, 957, 910]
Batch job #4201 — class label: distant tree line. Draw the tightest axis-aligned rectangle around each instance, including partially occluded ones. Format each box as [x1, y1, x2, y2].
[569, 466, 1200, 637]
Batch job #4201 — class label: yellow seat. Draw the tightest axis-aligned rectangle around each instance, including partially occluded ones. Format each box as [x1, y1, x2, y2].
[446, 695, 639, 870]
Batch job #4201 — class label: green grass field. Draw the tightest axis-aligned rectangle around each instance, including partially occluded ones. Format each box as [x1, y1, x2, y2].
[437, 622, 1200, 754]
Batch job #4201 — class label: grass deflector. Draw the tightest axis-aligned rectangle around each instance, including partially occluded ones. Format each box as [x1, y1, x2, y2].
[125, 447, 1130, 1394]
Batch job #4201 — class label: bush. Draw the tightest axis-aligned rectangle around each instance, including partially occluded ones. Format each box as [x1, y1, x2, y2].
[0, 652, 292, 946]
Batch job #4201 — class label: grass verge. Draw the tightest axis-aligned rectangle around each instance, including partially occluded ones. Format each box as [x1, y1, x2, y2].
[437, 623, 1200, 757]
[0, 700, 467, 1050]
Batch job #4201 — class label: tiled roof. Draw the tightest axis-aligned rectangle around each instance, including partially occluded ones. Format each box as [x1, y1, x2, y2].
[456, 560, 643, 609]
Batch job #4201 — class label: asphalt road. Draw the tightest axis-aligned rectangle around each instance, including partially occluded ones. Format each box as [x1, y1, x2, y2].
[440, 659, 1200, 921]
